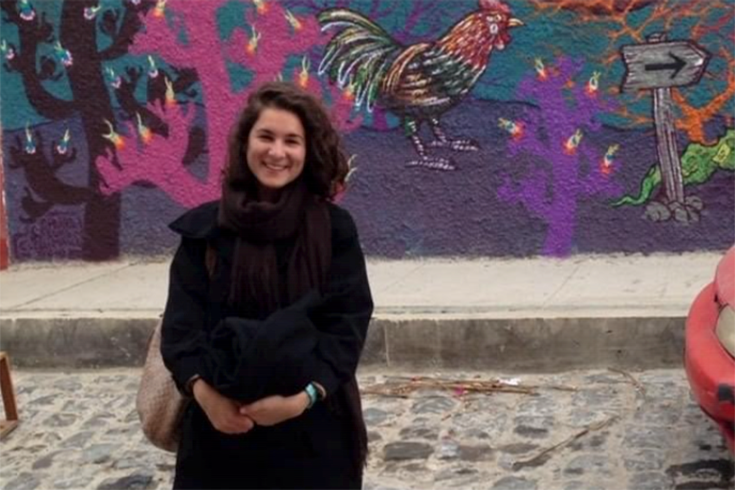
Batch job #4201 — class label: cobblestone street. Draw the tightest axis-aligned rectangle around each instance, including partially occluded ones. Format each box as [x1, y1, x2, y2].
[1, 368, 733, 490]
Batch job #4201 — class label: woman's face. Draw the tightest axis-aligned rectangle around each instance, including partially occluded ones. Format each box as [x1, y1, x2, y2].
[246, 107, 306, 198]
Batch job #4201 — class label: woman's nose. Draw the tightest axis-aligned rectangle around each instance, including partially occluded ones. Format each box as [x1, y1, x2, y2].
[268, 141, 285, 157]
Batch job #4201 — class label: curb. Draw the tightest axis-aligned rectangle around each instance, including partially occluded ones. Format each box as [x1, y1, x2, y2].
[0, 314, 685, 371]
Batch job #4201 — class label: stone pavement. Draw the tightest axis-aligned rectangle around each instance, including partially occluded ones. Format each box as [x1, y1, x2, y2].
[1, 367, 733, 490]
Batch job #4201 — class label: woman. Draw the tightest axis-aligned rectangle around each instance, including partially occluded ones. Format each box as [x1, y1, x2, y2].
[160, 82, 373, 489]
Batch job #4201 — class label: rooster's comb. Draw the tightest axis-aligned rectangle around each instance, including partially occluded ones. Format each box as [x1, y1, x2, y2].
[479, 0, 511, 13]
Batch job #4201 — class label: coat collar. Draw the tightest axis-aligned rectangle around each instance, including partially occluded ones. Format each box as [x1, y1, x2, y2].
[168, 200, 221, 239]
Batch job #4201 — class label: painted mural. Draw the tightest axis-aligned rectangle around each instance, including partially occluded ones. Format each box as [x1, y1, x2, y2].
[0, 131, 8, 269]
[1, 0, 733, 261]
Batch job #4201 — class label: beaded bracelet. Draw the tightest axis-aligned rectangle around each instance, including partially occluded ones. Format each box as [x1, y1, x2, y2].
[304, 383, 319, 409]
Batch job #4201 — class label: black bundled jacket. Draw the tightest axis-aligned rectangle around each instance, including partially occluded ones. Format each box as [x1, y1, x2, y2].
[202, 292, 322, 402]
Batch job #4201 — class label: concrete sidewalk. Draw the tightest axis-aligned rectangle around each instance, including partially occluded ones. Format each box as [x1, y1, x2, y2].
[0, 252, 724, 370]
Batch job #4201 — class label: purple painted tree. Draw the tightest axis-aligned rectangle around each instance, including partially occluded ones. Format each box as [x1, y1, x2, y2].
[497, 57, 622, 256]
[95, 0, 360, 207]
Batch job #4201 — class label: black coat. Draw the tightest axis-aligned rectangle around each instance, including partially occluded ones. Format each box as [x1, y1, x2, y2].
[160, 200, 373, 489]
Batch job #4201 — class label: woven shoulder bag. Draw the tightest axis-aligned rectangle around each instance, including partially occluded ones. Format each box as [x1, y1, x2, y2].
[136, 245, 216, 452]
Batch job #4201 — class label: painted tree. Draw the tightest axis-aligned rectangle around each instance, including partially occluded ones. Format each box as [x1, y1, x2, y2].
[95, 0, 361, 207]
[1, 0, 157, 260]
[497, 57, 622, 256]
[3, 0, 362, 261]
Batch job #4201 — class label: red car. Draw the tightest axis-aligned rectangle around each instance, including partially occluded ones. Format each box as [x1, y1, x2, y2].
[685, 246, 735, 453]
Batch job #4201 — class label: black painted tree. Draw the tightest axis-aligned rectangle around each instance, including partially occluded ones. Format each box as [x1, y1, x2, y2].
[1, 0, 197, 259]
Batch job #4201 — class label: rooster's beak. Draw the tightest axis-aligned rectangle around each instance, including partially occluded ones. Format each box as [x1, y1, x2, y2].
[508, 18, 524, 28]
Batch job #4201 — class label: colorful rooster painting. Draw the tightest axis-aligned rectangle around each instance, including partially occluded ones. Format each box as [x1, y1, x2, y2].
[318, 0, 523, 170]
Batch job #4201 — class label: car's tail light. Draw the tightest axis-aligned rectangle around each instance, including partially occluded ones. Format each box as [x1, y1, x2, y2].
[716, 305, 735, 358]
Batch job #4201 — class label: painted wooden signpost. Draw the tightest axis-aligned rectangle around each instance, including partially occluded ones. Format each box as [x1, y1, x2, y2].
[621, 33, 710, 219]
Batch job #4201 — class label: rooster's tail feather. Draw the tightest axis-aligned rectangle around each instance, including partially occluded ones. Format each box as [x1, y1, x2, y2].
[318, 9, 402, 111]
[318, 9, 394, 39]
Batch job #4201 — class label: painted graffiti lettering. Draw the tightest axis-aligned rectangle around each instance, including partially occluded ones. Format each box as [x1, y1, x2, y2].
[13, 210, 83, 260]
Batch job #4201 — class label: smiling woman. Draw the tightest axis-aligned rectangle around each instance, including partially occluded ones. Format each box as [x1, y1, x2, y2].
[158, 82, 373, 489]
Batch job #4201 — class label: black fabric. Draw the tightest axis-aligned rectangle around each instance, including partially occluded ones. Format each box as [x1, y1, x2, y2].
[205, 291, 321, 403]
[161, 200, 373, 489]
[175, 402, 360, 490]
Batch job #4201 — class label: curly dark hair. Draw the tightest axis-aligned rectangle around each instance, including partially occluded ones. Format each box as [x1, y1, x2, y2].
[222, 81, 350, 199]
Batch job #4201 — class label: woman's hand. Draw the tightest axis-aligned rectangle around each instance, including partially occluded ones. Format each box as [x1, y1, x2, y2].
[239, 392, 310, 427]
[192, 379, 255, 435]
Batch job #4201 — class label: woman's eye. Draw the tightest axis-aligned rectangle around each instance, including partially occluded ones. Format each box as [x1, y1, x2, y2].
[490, 23, 498, 34]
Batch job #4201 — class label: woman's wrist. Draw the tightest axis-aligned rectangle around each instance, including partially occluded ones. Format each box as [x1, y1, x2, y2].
[191, 378, 209, 404]
[185, 374, 202, 397]
[293, 391, 310, 415]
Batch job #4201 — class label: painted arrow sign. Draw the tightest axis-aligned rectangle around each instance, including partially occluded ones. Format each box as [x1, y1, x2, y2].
[620, 40, 710, 91]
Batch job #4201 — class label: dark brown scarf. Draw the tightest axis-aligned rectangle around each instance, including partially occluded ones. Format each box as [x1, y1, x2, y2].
[218, 179, 331, 318]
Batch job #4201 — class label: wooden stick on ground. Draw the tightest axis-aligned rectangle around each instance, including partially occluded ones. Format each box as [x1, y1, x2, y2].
[361, 375, 581, 398]
[608, 367, 647, 397]
[512, 416, 618, 471]
[361, 377, 537, 398]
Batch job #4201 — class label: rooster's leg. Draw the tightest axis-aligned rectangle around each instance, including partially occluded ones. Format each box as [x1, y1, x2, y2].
[427, 118, 479, 152]
[405, 119, 455, 171]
